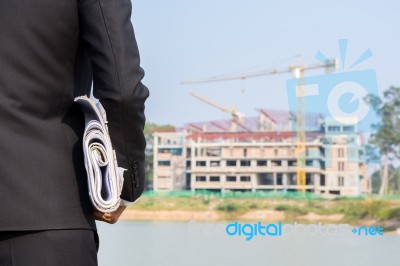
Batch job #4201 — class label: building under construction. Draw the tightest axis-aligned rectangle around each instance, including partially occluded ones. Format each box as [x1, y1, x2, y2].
[153, 109, 370, 196]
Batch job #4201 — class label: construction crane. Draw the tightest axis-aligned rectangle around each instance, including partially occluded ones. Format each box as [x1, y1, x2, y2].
[182, 58, 337, 192]
[187, 89, 244, 120]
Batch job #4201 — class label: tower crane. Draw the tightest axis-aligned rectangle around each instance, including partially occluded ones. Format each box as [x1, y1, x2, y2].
[188, 89, 244, 120]
[182, 58, 337, 192]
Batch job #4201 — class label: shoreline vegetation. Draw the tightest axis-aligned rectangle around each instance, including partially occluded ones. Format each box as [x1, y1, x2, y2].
[120, 192, 400, 231]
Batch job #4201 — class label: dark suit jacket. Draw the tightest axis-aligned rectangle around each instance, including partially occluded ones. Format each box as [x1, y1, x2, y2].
[0, 0, 149, 231]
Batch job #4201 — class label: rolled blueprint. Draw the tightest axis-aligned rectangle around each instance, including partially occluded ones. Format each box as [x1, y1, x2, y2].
[75, 95, 125, 212]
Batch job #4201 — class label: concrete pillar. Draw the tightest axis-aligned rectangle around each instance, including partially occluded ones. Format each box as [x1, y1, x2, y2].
[314, 173, 320, 194]
[153, 134, 158, 191]
[221, 175, 226, 194]
[251, 174, 257, 192]
[191, 176, 195, 193]
[282, 173, 287, 192]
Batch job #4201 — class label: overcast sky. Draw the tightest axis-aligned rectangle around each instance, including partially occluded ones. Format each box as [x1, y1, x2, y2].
[131, 0, 400, 127]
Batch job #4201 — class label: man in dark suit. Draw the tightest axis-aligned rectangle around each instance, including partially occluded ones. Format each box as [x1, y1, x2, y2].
[0, 0, 149, 265]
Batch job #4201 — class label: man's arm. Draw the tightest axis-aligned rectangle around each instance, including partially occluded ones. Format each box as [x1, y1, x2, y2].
[78, 0, 149, 205]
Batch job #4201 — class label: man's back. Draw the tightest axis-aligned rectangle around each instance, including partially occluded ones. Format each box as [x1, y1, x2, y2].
[0, 0, 149, 231]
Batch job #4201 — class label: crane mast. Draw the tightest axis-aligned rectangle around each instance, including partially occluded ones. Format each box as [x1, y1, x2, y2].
[296, 67, 307, 192]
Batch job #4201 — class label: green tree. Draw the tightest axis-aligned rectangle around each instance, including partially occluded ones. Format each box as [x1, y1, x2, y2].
[371, 165, 400, 194]
[365, 86, 400, 195]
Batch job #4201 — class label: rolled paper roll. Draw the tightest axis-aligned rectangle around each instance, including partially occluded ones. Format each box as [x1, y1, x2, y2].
[75, 95, 125, 212]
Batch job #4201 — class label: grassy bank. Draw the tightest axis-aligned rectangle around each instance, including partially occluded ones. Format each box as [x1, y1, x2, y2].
[127, 192, 400, 227]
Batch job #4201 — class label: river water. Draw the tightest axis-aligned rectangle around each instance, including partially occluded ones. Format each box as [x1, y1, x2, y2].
[96, 221, 399, 266]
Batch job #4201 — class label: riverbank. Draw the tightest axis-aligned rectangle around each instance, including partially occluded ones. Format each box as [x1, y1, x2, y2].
[121, 209, 342, 222]
[120, 195, 400, 229]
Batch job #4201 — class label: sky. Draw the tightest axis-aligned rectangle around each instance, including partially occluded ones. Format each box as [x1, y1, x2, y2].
[130, 0, 400, 127]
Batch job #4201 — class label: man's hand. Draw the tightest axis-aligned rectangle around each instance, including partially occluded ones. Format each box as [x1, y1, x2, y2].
[94, 206, 126, 224]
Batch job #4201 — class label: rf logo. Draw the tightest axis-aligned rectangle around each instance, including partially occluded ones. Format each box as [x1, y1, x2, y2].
[286, 39, 379, 133]
[327, 81, 370, 125]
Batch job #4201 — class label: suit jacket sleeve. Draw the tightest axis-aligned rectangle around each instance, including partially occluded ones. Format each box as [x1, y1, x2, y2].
[78, 0, 149, 202]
